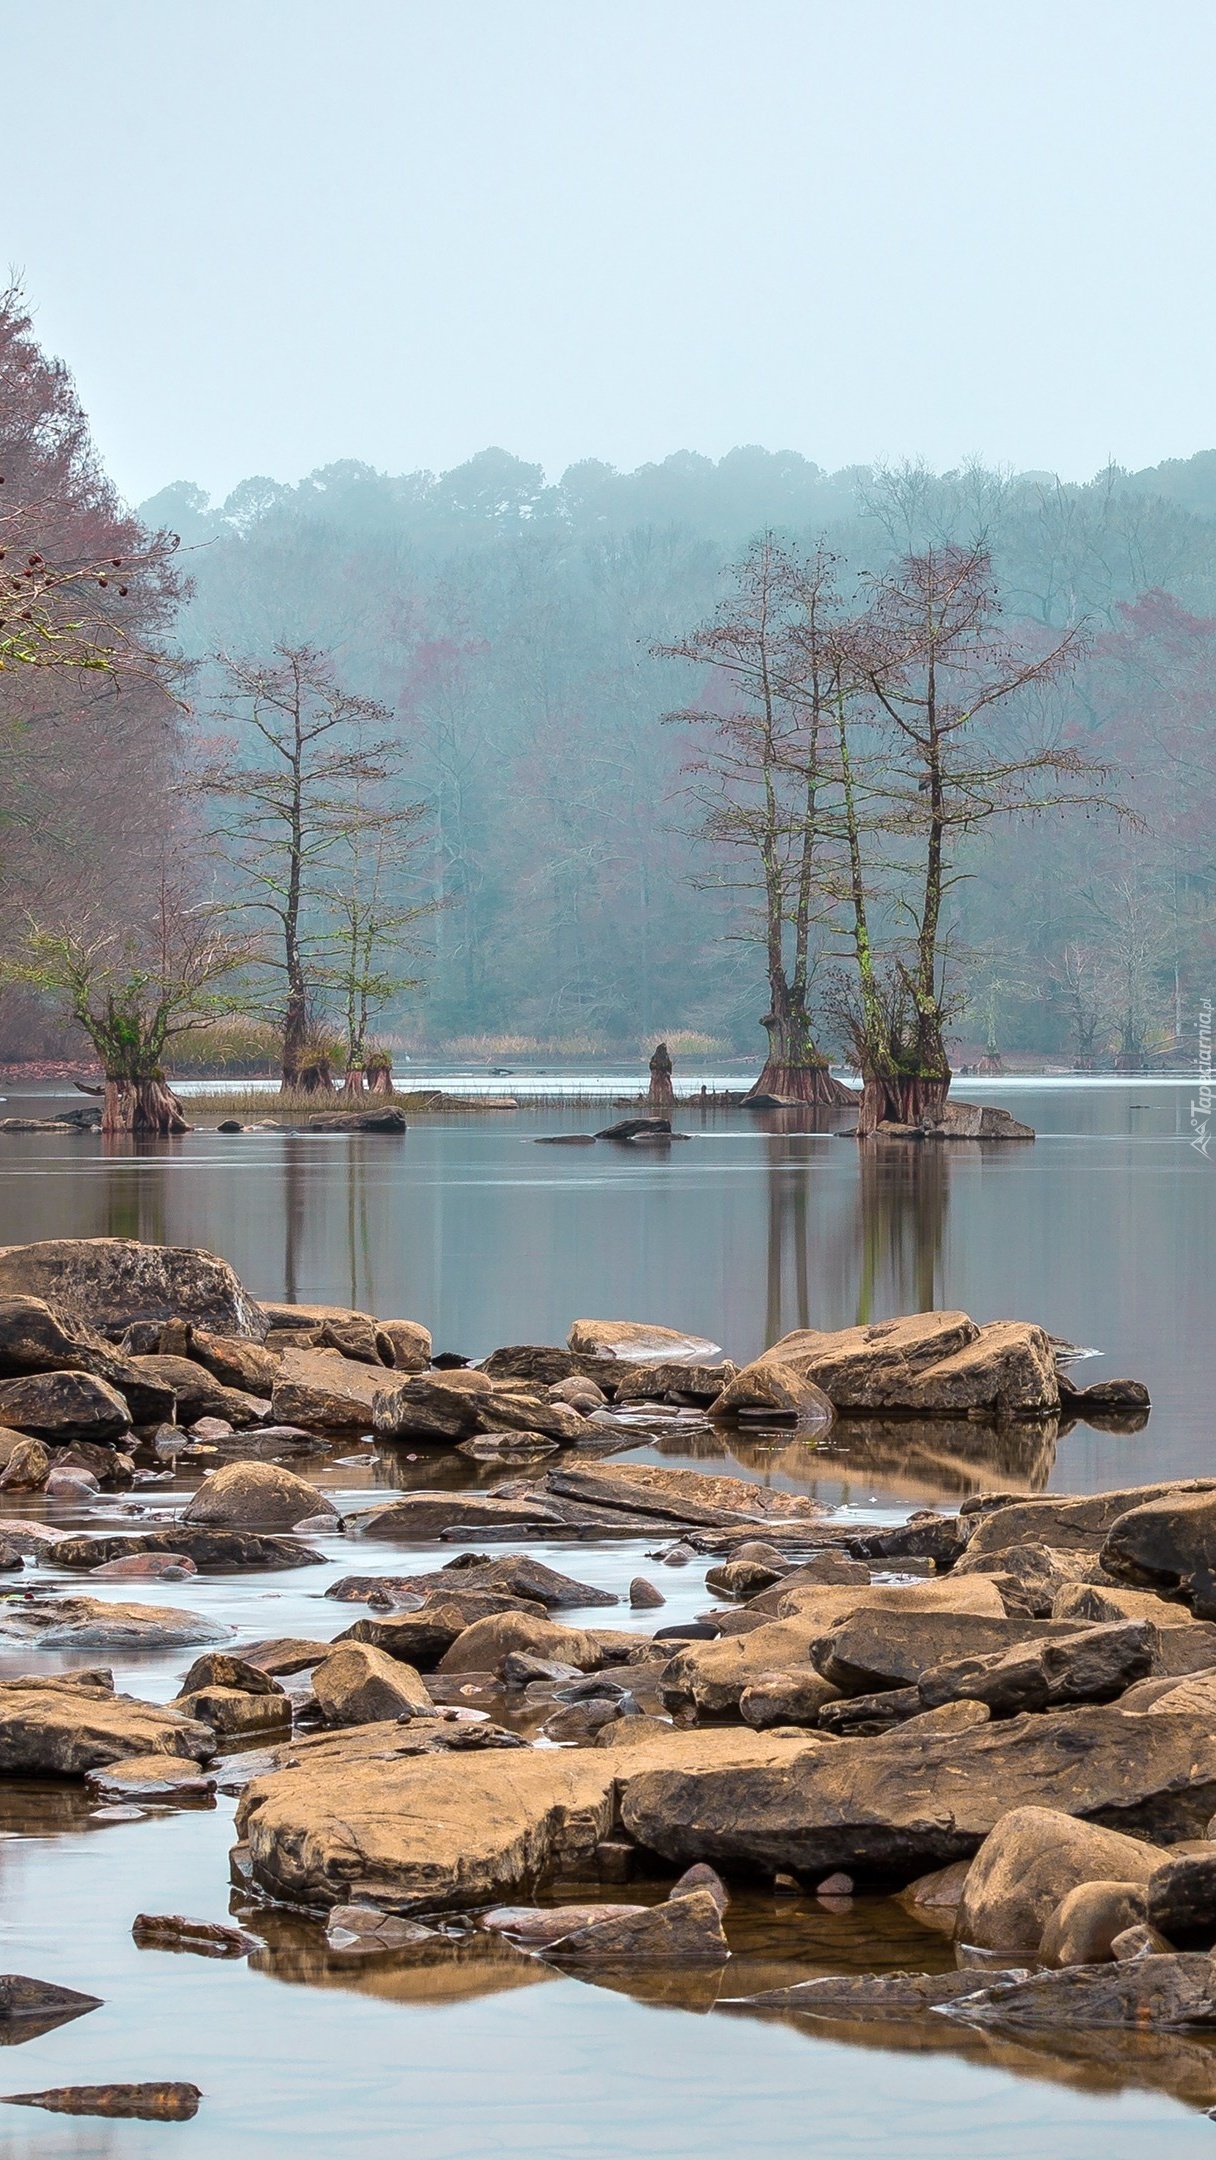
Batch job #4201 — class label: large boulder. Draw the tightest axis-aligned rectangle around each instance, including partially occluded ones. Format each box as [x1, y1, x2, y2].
[335, 1609, 473, 1667]
[0, 1372, 131, 1443]
[235, 1725, 820, 1911]
[1101, 1490, 1216, 1591]
[479, 1392, 585, 1443]
[182, 1461, 336, 1532]
[963, 1482, 1216, 1563]
[716, 1312, 979, 1415]
[0, 1239, 267, 1340]
[125, 1355, 267, 1426]
[312, 1643, 434, 1725]
[0, 1676, 216, 1772]
[335, 1556, 617, 1613]
[1052, 1581, 1193, 1628]
[915, 1621, 1157, 1716]
[369, 1370, 494, 1442]
[723, 1316, 1058, 1420]
[808, 1604, 1162, 1704]
[437, 1612, 605, 1677]
[955, 1806, 1166, 1953]
[375, 1320, 432, 1373]
[739, 1667, 841, 1728]
[667, 1581, 1008, 1716]
[187, 1330, 280, 1398]
[271, 1349, 392, 1432]
[566, 1320, 722, 1363]
[708, 1360, 834, 1428]
[612, 1362, 740, 1408]
[619, 1706, 1216, 1879]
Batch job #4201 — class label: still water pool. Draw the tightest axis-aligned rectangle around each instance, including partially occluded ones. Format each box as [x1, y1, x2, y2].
[0, 1078, 1208, 2155]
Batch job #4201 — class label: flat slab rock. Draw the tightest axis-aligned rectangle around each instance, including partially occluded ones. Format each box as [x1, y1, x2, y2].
[0, 1679, 215, 1774]
[541, 1461, 821, 1529]
[235, 1726, 822, 1912]
[86, 1754, 218, 1802]
[717, 1311, 1059, 1419]
[48, 1529, 325, 1572]
[0, 1597, 228, 1648]
[620, 1705, 1216, 1879]
[938, 1953, 1216, 2030]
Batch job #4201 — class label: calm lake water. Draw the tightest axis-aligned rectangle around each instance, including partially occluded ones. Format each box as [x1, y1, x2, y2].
[0, 1076, 1211, 2156]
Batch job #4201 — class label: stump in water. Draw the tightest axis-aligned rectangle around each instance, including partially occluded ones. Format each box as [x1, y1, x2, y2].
[342, 1064, 366, 1097]
[648, 1041, 674, 1111]
[366, 1052, 393, 1096]
[101, 1076, 189, 1136]
[856, 1071, 951, 1137]
[297, 1049, 335, 1096]
[744, 1058, 854, 1109]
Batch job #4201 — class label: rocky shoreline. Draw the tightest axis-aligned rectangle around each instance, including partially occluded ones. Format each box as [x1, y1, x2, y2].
[0, 1235, 1215, 2116]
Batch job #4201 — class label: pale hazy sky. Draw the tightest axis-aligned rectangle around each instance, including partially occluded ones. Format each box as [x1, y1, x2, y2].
[6, 0, 1215, 504]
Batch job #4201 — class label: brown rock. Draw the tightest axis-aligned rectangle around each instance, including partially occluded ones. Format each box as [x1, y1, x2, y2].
[810, 1608, 1084, 1696]
[1052, 1580, 1193, 1627]
[189, 1329, 279, 1396]
[370, 1369, 495, 1442]
[566, 1320, 722, 1362]
[481, 1391, 585, 1443]
[543, 1459, 820, 1530]
[0, 1680, 216, 1772]
[935, 1952, 1216, 2031]
[178, 1653, 285, 1697]
[619, 1707, 1216, 1880]
[312, 1643, 434, 1724]
[1146, 1849, 1216, 1947]
[630, 1577, 665, 1609]
[717, 1311, 979, 1414]
[86, 1754, 217, 1803]
[613, 1361, 740, 1407]
[271, 1347, 393, 1432]
[127, 1354, 267, 1426]
[375, 1320, 432, 1373]
[897, 1856, 973, 1934]
[0, 1372, 130, 1443]
[740, 1667, 841, 1729]
[235, 1724, 820, 1912]
[963, 1481, 1216, 1563]
[350, 1494, 565, 1539]
[230, 1637, 333, 1676]
[182, 1461, 337, 1532]
[1, 2082, 202, 2120]
[438, 1613, 604, 1677]
[956, 1806, 1166, 1953]
[172, 1686, 291, 1738]
[0, 1436, 50, 1489]
[88, 1554, 197, 1580]
[1101, 1489, 1216, 1592]
[546, 1885, 728, 1961]
[131, 1912, 258, 1957]
[0, 1596, 225, 1649]
[1038, 1880, 1149, 1966]
[0, 1236, 266, 1339]
[50, 1528, 325, 1572]
[915, 1621, 1156, 1716]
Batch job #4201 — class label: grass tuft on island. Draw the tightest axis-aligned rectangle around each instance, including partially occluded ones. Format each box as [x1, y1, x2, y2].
[183, 1086, 519, 1124]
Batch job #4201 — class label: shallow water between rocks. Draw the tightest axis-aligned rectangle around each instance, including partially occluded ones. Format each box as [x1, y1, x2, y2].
[0, 1076, 1209, 2155]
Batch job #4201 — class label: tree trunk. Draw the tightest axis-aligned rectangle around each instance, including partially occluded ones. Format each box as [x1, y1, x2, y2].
[744, 1010, 854, 1107]
[647, 1040, 674, 1110]
[367, 1059, 393, 1095]
[102, 1076, 190, 1136]
[342, 1065, 366, 1096]
[856, 1070, 951, 1136]
[281, 989, 308, 1091]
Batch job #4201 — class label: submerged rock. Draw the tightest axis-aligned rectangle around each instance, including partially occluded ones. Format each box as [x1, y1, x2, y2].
[0, 1597, 227, 1649]
[0, 1974, 103, 2030]
[131, 1912, 258, 1957]
[936, 1953, 1216, 2029]
[1, 2083, 202, 2120]
[546, 1885, 728, 1963]
[86, 1755, 217, 1804]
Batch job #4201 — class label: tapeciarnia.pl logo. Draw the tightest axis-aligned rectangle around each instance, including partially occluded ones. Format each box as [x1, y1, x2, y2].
[1192, 998, 1213, 1157]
